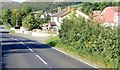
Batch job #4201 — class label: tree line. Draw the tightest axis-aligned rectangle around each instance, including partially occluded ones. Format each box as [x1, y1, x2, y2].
[79, 2, 118, 14]
[1, 5, 44, 31]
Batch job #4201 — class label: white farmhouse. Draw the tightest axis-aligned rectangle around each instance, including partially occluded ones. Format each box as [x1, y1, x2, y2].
[50, 6, 90, 29]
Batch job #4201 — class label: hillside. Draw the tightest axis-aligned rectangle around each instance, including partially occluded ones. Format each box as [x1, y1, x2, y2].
[1, 2, 81, 11]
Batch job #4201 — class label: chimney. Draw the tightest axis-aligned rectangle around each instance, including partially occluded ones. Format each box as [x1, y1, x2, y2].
[58, 7, 61, 12]
[68, 6, 71, 12]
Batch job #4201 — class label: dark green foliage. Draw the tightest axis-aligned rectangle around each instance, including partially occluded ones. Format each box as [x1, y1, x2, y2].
[22, 13, 43, 31]
[21, 5, 32, 18]
[80, 2, 119, 14]
[2, 5, 42, 30]
[1, 9, 12, 25]
[22, 13, 35, 31]
[59, 16, 118, 67]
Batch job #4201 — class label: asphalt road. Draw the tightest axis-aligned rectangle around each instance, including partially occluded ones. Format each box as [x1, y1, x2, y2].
[0, 25, 99, 70]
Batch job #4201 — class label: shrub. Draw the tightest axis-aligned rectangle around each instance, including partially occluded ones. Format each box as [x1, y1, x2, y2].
[59, 16, 118, 68]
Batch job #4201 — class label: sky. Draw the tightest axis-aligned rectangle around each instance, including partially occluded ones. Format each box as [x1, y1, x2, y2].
[0, 0, 119, 2]
[11, 0, 27, 3]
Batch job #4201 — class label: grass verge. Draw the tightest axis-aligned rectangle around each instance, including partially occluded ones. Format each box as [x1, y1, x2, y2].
[3, 23, 15, 34]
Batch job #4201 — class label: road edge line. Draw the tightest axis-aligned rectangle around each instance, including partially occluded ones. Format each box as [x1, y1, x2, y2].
[52, 47, 100, 69]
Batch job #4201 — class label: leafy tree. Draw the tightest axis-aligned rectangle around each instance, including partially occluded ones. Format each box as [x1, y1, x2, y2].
[1, 9, 12, 25]
[80, 2, 119, 15]
[11, 9, 22, 27]
[22, 13, 43, 31]
[21, 5, 32, 18]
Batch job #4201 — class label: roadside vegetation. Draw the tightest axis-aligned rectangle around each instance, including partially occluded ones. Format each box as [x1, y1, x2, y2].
[1, 5, 45, 31]
[46, 15, 119, 68]
[1, 2, 119, 69]
[46, 2, 119, 68]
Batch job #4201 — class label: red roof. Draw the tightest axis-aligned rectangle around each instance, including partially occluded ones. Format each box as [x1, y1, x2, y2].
[111, 7, 120, 12]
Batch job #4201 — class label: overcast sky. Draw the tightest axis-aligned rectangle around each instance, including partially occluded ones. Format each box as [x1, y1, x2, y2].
[0, 0, 119, 2]
[11, 0, 27, 3]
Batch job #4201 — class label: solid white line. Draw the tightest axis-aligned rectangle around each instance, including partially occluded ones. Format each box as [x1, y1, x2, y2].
[52, 47, 99, 69]
[36, 54, 48, 65]
[52, 47, 68, 55]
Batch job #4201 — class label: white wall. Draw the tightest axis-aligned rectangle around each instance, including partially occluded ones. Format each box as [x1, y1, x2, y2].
[114, 16, 120, 26]
[75, 10, 89, 19]
[54, 17, 58, 22]
[51, 17, 54, 22]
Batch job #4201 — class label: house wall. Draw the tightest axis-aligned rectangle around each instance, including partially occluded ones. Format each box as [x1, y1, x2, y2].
[75, 10, 89, 19]
[59, 15, 69, 23]
[51, 14, 69, 28]
[54, 17, 58, 22]
[114, 12, 120, 26]
[51, 17, 54, 22]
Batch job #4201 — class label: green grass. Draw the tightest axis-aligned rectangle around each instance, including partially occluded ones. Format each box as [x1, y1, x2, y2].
[3, 23, 15, 34]
[9, 30, 15, 34]
[45, 36, 118, 68]
[3, 23, 10, 30]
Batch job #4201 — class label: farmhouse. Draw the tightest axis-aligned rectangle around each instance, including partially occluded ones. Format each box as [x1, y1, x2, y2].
[50, 6, 90, 29]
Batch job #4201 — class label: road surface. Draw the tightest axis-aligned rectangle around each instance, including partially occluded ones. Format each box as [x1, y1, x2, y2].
[0, 25, 99, 70]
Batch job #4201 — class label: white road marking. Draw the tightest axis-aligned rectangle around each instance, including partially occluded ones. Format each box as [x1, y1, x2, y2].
[52, 47, 68, 55]
[36, 54, 47, 65]
[27, 47, 33, 52]
[52, 47, 99, 69]
[20, 42, 26, 45]
[11, 37, 48, 65]
[13, 38, 19, 41]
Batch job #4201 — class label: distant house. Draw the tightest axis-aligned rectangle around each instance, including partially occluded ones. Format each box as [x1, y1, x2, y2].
[93, 7, 120, 27]
[40, 14, 47, 19]
[50, 6, 90, 29]
[101, 7, 120, 27]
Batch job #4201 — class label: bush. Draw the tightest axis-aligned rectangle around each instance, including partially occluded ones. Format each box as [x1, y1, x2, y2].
[59, 16, 118, 68]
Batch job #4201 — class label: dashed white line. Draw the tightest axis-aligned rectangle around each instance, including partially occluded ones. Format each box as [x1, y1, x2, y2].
[20, 42, 26, 45]
[11, 37, 48, 65]
[12, 38, 19, 41]
[27, 47, 34, 52]
[52, 47, 99, 69]
[36, 54, 48, 65]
